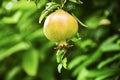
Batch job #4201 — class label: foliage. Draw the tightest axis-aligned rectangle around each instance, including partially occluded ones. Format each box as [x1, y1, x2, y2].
[0, 0, 120, 80]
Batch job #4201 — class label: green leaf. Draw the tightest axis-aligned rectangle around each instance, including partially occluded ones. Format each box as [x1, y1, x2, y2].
[0, 34, 22, 47]
[34, 0, 40, 6]
[101, 35, 119, 46]
[35, 0, 46, 8]
[61, 0, 67, 5]
[56, 49, 68, 72]
[72, 49, 102, 76]
[0, 42, 30, 61]
[101, 44, 120, 52]
[97, 53, 120, 69]
[100, 35, 120, 52]
[117, 39, 120, 45]
[2, 11, 22, 24]
[72, 13, 88, 27]
[69, 0, 83, 4]
[26, 29, 44, 41]
[68, 55, 88, 69]
[88, 68, 117, 78]
[39, 2, 60, 23]
[77, 67, 88, 80]
[85, 11, 105, 28]
[95, 71, 115, 80]
[62, 57, 67, 69]
[56, 49, 64, 63]
[5, 66, 21, 80]
[71, 33, 81, 42]
[80, 39, 96, 49]
[22, 49, 39, 76]
[57, 64, 62, 73]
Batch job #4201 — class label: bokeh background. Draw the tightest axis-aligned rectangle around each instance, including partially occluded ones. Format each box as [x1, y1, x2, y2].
[0, 0, 120, 80]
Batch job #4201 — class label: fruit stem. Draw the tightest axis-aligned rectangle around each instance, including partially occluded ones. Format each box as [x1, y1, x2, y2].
[60, 0, 67, 8]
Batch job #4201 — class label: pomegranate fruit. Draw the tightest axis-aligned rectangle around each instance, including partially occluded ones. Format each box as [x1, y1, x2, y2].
[43, 9, 78, 47]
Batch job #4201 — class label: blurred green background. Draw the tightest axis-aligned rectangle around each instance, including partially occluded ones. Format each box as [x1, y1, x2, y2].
[0, 0, 120, 80]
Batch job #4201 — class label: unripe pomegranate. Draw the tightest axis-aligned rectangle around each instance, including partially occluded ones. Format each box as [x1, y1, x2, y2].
[43, 9, 78, 47]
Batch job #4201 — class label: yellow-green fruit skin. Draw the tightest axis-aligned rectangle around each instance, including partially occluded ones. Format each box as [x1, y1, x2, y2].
[43, 9, 78, 43]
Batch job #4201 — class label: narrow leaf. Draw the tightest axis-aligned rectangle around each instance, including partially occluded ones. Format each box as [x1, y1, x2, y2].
[88, 68, 117, 78]
[72, 13, 88, 27]
[62, 57, 67, 69]
[58, 64, 63, 73]
[56, 49, 64, 63]
[98, 53, 120, 69]
[0, 42, 30, 61]
[68, 55, 88, 69]
[39, 2, 60, 23]
[2, 11, 22, 24]
[95, 72, 115, 80]
[6, 66, 21, 80]
[101, 35, 118, 46]
[69, 0, 83, 4]
[77, 67, 88, 80]
[101, 44, 120, 52]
